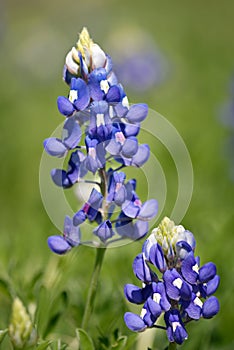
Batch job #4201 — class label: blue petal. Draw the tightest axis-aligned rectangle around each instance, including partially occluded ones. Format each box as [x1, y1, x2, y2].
[202, 296, 220, 318]
[138, 199, 158, 220]
[44, 138, 67, 157]
[63, 215, 80, 246]
[199, 262, 217, 283]
[73, 210, 86, 226]
[57, 96, 75, 116]
[124, 284, 151, 304]
[47, 235, 71, 255]
[51, 169, 72, 188]
[131, 144, 150, 167]
[93, 220, 114, 242]
[181, 252, 198, 284]
[72, 79, 90, 111]
[125, 103, 148, 123]
[121, 137, 138, 158]
[149, 243, 167, 272]
[206, 275, 220, 296]
[124, 312, 146, 332]
[105, 85, 121, 102]
[62, 117, 81, 149]
[133, 253, 155, 283]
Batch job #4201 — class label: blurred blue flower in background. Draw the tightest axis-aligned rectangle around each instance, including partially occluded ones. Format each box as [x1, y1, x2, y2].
[105, 26, 169, 93]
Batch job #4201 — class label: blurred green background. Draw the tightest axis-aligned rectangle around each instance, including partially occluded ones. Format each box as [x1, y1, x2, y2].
[0, 0, 234, 348]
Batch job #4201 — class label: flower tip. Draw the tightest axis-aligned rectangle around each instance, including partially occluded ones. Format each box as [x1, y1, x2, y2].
[47, 235, 71, 255]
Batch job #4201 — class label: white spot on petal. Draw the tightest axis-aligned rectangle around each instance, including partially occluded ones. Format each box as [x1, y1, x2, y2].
[192, 263, 199, 274]
[96, 113, 105, 127]
[69, 90, 78, 103]
[122, 95, 129, 108]
[172, 321, 181, 332]
[194, 297, 203, 308]
[173, 278, 183, 289]
[153, 293, 161, 304]
[100, 79, 109, 94]
[140, 307, 147, 319]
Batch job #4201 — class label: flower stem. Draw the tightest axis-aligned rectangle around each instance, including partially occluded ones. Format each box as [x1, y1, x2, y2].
[81, 247, 106, 330]
[167, 342, 177, 350]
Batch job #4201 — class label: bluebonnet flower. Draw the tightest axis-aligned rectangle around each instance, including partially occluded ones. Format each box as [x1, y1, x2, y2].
[124, 217, 220, 345]
[44, 27, 158, 251]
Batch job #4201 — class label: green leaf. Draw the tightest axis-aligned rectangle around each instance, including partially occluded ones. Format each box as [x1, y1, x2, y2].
[76, 328, 95, 350]
[111, 336, 127, 350]
[0, 329, 8, 344]
[36, 340, 52, 350]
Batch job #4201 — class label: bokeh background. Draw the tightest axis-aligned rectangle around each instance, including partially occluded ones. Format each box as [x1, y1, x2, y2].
[0, 0, 234, 348]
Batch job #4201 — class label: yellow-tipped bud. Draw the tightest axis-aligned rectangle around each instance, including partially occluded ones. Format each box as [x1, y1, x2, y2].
[76, 27, 93, 57]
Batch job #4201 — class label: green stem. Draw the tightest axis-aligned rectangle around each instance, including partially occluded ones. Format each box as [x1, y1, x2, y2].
[167, 342, 177, 350]
[81, 247, 106, 330]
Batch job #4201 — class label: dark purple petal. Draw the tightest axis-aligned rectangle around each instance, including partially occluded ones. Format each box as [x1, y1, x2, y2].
[152, 282, 171, 311]
[143, 298, 161, 326]
[86, 188, 103, 221]
[138, 199, 158, 220]
[57, 96, 75, 116]
[124, 284, 149, 304]
[202, 296, 220, 318]
[51, 169, 72, 188]
[164, 310, 188, 345]
[184, 293, 202, 320]
[124, 312, 146, 332]
[133, 253, 155, 283]
[142, 233, 157, 261]
[93, 220, 114, 242]
[176, 240, 193, 260]
[164, 269, 191, 301]
[71, 78, 90, 111]
[105, 85, 121, 102]
[121, 137, 138, 158]
[199, 262, 217, 283]
[149, 243, 167, 272]
[125, 103, 148, 123]
[181, 252, 198, 284]
[62, 117, 81, 149]
[206, 275, 220, 296]
[47, 235, 71, 255]
[44, 138, 67, 157]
